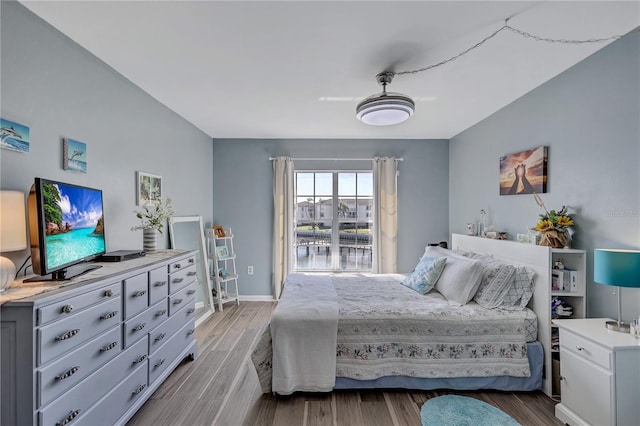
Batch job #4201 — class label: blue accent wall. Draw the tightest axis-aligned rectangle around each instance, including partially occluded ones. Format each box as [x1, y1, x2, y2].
[212, 138, 449, 296]
[449, 31, 640, 321]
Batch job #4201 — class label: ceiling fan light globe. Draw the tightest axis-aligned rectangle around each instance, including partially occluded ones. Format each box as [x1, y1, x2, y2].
[356, 92, 415, 126]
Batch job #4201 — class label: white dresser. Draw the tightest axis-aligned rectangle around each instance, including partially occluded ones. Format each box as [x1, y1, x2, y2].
[554, 318, 640, 426]
[1, 250, 198, 426]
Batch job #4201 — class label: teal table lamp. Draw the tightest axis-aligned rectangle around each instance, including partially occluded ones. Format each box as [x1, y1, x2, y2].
[594, 249, 640, 333]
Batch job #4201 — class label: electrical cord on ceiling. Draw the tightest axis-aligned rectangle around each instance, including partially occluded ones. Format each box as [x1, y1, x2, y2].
[393, 18, 632, 77]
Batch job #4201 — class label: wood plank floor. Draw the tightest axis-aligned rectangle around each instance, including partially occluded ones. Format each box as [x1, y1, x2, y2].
[127, 302, 563, 426]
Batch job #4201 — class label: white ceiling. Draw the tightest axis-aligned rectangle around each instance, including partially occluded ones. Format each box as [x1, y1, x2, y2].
[20, 1, 640, 140]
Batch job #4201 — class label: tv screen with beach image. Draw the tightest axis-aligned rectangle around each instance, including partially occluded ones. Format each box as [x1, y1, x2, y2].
[42, 181, 105, 270]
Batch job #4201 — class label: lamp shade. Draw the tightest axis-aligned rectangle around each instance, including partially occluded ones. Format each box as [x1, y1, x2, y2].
[594, 249, 640, 288]
[0, 190, 27, 252]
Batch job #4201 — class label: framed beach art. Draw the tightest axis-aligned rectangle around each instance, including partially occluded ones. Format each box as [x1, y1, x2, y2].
[63, 138, 87, 173]
[1, 118, 30, 153]
[499, 146, 548, 195]
[136, 171, 163, 206]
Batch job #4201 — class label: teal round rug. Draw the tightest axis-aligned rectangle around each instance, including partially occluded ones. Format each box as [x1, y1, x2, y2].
[420, 395, 520, 426]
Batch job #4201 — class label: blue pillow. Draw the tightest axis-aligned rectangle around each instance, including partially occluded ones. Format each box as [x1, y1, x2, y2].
[401, 256, 447, 294]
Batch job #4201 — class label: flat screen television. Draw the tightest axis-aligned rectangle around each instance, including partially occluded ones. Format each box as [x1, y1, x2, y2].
[25, 177, 105, 281]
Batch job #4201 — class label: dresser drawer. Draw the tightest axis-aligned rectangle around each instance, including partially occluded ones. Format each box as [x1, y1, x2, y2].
[149, 322, 195, 384]
[123, 273, 149, 319]
[39, 336, 148, 426]
[79, 362, 148, 426]
[560, 328, 611, 370]
[149, 266, 169, 305]
[123, 299, 168, 348]
[38, 297, 121, 365]
[168, 264, 197, 294]
[38, 326, 121, 407]
[38, 282, 121, 326]
[149, 300, 195, 355]
[169, 256, 196, 275]
[169, 283, 196, 316]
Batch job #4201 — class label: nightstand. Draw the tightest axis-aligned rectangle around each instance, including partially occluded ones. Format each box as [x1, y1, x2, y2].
[554, 318, 640, 425]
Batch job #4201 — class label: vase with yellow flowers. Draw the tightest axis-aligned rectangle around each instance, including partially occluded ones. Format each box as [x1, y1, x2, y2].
[533, 196, 574, 248]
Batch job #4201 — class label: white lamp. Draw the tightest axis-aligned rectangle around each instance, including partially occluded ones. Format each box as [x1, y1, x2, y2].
[0, 191, 27, 291]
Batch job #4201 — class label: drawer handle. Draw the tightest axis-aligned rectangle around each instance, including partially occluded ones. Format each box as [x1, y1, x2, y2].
[55, 329, 80, 341]
[576, 345, 584, 351]
[155, 333, 166, 342]
[187, 289, 196, 295]
[55, 366, 80, 381]
[105, 289, 114, 297]
[156, 309, 167, 317]
[173, 298, 183, 305]
[133, 323, 146, 332]
[132, 354, 147, 365]
[100, 311, 118, 320]
[172, 278, 184, 284]
[132, 384, 147, 395]
[187, 308, 195, 314]
[559, 375, 566, 381]
[100, 341, 118, 352]
[174, 263, 182, 269]
[187, 271, 197, 277]
[189, 258, 195, 264]
[154, 281, 167, 287]
[187, 328, 195, 336]
[61, 304, 73, 314]
[133, 290, 147, 297]
[56, 409, 81, 426]
[155, 358, 165, 368]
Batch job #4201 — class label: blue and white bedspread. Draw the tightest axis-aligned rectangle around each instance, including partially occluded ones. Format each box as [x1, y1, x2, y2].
[251, 273, 536, 394]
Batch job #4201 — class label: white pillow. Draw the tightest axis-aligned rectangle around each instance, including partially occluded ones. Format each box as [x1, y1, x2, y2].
[425, 246, 484, 305]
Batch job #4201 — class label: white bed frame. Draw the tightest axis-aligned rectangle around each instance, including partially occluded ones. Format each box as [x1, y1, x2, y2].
[452, 233, 555, 396]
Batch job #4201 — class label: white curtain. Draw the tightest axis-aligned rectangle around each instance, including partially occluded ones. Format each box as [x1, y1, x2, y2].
[272, 157, 294, 300]
[372, 157, 398, 273]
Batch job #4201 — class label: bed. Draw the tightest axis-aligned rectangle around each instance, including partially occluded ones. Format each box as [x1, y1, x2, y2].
[252, 234, 552, 395]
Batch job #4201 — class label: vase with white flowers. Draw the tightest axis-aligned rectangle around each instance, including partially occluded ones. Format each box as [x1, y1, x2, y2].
[131, 198, 174, 251]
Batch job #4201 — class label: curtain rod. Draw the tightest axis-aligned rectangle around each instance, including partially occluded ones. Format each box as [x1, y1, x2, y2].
[269, 157, 403, 161]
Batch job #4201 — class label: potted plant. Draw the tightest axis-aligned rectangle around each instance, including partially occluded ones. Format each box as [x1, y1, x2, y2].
[533, 195, 574, 248]
[131, 198, 174, 251]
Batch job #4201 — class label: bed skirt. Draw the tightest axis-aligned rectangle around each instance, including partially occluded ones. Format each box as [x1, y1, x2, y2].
[334, 341, 543, 392]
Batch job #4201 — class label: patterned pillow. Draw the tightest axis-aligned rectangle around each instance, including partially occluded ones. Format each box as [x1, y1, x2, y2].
[473, 259, 517, 309]
[401, 256, 447, 294]
[499, 266, 536, 311]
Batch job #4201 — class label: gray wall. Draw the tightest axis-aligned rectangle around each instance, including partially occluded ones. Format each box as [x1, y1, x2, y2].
[212, 138, 449, 296]
[449, 32, 640, 322]
[1, 3, 213, 267]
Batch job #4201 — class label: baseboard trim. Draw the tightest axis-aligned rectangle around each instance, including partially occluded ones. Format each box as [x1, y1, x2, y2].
[240, 295, 276, 302]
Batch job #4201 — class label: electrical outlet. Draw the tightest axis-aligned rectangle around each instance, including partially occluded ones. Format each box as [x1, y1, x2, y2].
[248, 265, 254, 275]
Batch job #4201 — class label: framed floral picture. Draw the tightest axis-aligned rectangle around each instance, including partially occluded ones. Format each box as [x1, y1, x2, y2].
[136, 171, 162, 206]
[499, 146, 548, 195]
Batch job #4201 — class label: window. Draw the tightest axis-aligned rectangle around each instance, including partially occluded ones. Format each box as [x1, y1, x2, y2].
[295, 172, 373, 271]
